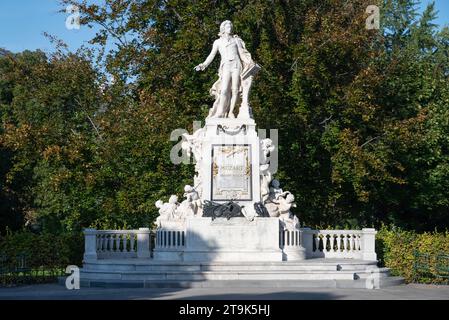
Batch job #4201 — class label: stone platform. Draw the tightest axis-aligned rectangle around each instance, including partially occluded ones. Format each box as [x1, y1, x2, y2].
[79, 258, 404, 289]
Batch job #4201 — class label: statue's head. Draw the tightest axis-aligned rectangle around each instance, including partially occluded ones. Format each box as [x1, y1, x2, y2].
[286, 193, 295, 204]
[155, 200, 163, 209]
[271, 179, 281, 189]
[169, 195, 178, 204]
[218, 20, 233, 37]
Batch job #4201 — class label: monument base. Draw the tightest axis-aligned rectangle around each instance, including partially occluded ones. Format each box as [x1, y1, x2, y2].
[183, 217, 283, 262]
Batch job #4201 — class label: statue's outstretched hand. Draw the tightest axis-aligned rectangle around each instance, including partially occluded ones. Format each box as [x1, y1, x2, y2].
[194, 63, 206, 72]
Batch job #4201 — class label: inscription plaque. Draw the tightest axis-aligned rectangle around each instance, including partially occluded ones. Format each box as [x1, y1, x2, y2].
[211, 144, 252, 201]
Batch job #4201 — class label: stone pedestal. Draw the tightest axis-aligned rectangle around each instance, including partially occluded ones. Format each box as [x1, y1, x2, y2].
[201, 118, 261, 210]
[283, 246, 307, 261]
[183, 217, 283, 262]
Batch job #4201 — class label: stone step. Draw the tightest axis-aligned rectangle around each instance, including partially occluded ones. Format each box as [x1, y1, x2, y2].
[80, 268, 391, 282]
[83, 260, 378, 273]
[74, 278, 398, 289]
[74, 259, 401, 289]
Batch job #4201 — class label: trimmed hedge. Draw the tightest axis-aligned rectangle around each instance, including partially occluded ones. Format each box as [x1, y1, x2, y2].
[376, 226, 449, 284]
[0, 231, 84, 271]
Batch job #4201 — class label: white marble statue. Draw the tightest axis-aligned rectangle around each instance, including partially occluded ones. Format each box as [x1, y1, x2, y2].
[264, 178, 300, 231]
[260, 138, 275, 202]
[270, 179, 290, 200]
[155, 185, 204, 228]
[182, 128, 206, 198]
[178, 185, 202, 217]
[155, 195, 180, 228]
[265, 187, 299, 231]
[195, 20, 260, 119]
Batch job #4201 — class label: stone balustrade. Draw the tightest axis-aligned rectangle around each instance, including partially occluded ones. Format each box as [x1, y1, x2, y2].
[279, 229, 301, 249]
[300, 228, 377, 261]
[155, 229, 186, 249]
[83, 228, 151, 261]
[84, 227, 377, 261]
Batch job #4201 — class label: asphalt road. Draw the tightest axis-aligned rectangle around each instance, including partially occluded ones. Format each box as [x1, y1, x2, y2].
[0, 283, 448, 300]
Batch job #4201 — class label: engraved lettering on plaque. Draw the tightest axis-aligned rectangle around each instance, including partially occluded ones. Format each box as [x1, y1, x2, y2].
[211, 144, 252, 201]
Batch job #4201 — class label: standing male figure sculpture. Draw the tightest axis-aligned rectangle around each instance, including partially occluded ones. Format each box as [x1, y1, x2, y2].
[195, 20, 260, 119]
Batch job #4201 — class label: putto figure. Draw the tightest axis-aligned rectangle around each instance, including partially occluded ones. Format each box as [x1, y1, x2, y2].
[195, 20, 260, 119]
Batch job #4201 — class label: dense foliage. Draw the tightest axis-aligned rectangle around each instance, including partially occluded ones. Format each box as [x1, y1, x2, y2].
[377, 226, 449, 283]
[1, 0, 448, 234]
[0, 230, 83, 268]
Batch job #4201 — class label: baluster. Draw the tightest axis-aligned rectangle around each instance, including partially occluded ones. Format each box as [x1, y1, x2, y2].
[315, 234, 320, 252]
[343, 234, 349, 252]
[130, 233, 135, 252]
[323, 234, 328, 252]
[337, 234, 341, 252]
[110, 234, 114, 251]
[349, 234, 354, 251]
[121, 234, 126, 252]
[123, 233, 128, 252]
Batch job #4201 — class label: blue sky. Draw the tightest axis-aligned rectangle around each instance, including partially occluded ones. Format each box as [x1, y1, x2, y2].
[0, 0, 448, 53]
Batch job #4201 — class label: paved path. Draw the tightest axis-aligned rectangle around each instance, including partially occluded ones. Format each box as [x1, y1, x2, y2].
[0, 283, 448, 300]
